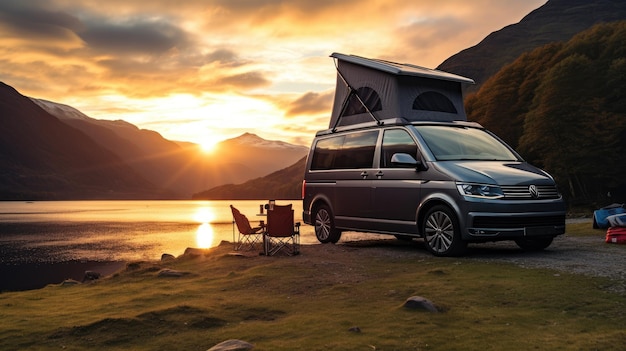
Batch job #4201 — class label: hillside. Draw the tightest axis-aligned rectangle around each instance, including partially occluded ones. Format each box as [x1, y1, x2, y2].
[438, 0, 626, 93]
[0, 83, 164, 200]
[465, 21, 626, 205]
[192, 156, 306, 200]
[32, 99, 308, 198]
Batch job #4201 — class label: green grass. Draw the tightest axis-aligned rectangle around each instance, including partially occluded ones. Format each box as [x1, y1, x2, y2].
[1, 236, 625, 350]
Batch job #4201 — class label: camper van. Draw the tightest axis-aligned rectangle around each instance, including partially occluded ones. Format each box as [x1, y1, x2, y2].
[302, 53, 566, 256]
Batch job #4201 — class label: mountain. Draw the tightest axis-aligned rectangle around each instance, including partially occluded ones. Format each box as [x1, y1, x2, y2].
[31, 99, 308, 198]
[0, 82, 164, 200]
[438, 0, 626, 93]
[192, 156, 306, 200]
[211, 133, 308, 174]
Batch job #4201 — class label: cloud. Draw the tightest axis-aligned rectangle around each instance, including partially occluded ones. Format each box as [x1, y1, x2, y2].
[213, 71, 271, 90]
[285, 91, 334, 117]
[78, 17, 191, 55]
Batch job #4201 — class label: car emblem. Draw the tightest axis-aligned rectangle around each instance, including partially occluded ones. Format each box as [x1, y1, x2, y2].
[529, 185, 539, 198]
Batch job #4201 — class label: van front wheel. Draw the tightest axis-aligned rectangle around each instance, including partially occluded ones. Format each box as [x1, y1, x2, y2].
[314, 205, 342, 243]
[422, 205, 466, 256]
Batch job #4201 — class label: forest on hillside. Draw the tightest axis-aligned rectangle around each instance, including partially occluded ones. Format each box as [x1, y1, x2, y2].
[465, 21, 626, 206]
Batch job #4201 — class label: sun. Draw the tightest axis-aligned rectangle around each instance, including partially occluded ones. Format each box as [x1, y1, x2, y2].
[199, 140, 218, 153]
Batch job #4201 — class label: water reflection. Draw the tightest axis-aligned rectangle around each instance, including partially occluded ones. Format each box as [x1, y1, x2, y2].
[194, 207, 216, 248]
[196, 223, 215, 248]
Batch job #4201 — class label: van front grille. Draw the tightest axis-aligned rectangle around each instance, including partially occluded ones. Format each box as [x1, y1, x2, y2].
[500, 185, 560, 200]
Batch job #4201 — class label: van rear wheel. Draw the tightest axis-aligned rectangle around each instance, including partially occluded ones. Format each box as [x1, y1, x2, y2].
[314, 204, 341, 243]
[422, 205, 467, 256]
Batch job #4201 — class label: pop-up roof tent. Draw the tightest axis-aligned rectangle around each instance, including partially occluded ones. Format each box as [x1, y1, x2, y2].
[329, 53, 475, 130]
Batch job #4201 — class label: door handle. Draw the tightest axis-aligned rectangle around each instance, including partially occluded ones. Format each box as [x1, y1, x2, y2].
[360, 171, 368, 179]
[375, 171, 384, 179]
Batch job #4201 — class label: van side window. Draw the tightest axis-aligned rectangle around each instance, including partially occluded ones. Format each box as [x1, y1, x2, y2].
[381, 129, 417, 168]
[310, 131, 378, 170]
[311, 136, 344, 170]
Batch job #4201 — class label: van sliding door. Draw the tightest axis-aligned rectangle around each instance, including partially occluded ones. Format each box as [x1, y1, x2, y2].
[332, 131, 378, 228]
[372, 128, 423, 234]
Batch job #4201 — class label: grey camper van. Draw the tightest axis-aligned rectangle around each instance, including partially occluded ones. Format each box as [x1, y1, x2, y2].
[302, 53, 566, 256]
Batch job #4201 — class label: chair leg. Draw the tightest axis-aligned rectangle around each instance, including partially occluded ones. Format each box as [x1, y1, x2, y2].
[265, 235, 300, 256]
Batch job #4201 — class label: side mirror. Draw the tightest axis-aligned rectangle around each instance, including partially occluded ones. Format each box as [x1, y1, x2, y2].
[390, 153, 428, 171]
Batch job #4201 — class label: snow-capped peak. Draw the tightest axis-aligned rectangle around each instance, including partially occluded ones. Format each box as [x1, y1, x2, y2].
[223, 133, 307, 150]
[30, 98, 92, 121]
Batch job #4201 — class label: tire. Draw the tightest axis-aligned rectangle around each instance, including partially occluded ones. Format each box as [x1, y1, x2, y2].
[515, 236, 554, 251]
[314, 204, 342, 243]
[422, 205, 467, 256]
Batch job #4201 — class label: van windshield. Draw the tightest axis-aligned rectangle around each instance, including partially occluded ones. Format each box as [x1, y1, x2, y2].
[415, 125, 519, 161]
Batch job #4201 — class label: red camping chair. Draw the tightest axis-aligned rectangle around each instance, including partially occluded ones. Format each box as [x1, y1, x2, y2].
[231, 205, 265, 251]
[264, 204, 300, 256]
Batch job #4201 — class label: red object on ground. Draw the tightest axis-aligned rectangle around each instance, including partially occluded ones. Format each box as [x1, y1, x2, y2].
[606, 226, 626, 244]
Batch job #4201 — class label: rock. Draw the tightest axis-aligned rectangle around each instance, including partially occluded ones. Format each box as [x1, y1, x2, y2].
[348, 326, 361, 333]
[161, 253, 175, 261]
[83, 270, 101, 282]
[184, 247, 207, 257]
[207, 339, 254, 351]
[403, 296, 439, 312]
[60, 279, 81, 286]
[157, 269, 185, 277]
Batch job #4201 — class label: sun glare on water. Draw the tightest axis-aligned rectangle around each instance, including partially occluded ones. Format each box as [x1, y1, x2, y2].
[196, 223, 215, 248]
[194, 207, 216, 248]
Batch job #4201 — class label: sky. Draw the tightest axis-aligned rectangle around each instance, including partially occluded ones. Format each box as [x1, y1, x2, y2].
[0, 0, 546, 149]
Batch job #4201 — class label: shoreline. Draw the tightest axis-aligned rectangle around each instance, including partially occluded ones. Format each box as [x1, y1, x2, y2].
[1, 260, 126, 292]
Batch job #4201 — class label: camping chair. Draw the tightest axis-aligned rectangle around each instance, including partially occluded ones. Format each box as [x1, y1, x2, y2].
[264, 204, 300, 256]
[231, 205, 265, 251]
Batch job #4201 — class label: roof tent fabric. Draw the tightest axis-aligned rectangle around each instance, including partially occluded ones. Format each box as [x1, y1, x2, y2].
[329, 53, 474, 129]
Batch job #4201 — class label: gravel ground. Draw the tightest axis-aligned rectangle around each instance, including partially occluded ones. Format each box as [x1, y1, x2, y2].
[466, 234, 626, 294]
[338, 222, 626, 295]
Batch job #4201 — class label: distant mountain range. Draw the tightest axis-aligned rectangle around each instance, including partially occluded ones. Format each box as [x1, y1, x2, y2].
[0, 83, 307, 200]
[437, 0, 626, 93]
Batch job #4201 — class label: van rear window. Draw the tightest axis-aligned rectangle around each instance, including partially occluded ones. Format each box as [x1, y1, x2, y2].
[311, 131, 378, 170]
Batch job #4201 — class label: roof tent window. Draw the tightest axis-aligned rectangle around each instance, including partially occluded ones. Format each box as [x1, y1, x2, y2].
[342, 87, 382, 116]
[413, 91, 457, 113]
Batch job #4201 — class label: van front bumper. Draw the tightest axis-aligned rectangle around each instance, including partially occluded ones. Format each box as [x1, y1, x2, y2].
[463, 211, 565, 240]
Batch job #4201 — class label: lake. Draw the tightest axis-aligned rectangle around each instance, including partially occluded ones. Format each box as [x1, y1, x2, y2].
[0, 200, 321, 291]
[0, 200, 318, 263]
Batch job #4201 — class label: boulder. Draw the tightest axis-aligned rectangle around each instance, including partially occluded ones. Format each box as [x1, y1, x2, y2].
[184, 247, 207, 257]
[60, 279, 81, 287]
[83, 270, 101, 282]
[207, 339, 254, 351]
[403, 296, 439, 312]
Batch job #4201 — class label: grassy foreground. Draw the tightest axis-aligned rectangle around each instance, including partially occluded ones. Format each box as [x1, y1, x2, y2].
[1, 225, 625, 350]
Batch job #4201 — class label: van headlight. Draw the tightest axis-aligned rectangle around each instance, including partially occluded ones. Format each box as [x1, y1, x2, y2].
[456, 183, 504, 199]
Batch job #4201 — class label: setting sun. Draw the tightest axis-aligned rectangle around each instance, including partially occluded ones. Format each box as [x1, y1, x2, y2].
[199, 139, 219, 153]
